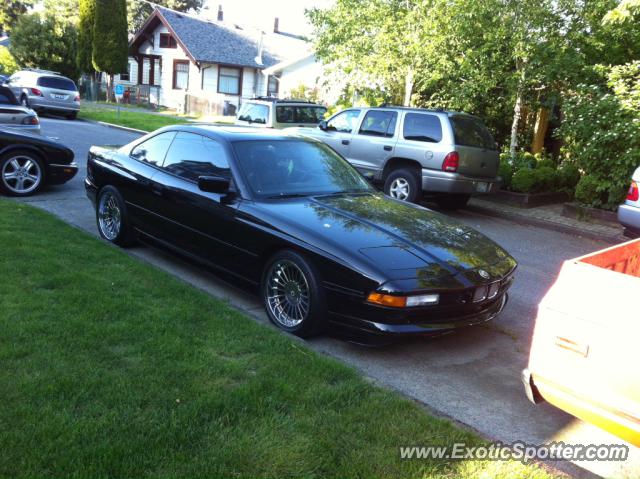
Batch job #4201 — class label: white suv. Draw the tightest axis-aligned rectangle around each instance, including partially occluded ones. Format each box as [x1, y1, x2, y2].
[235, 98, 327, 129]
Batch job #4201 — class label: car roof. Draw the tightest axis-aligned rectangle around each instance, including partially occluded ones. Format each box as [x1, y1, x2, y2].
[359, 105, 476, 117]
[242, 97, 325, 106]
[166, 124, 312, 143]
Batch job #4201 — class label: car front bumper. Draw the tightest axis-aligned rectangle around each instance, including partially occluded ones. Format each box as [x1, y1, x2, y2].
[618, 203, 640, 236]
[85, 176, 98, 205]
[422, 168, 501, 195]
[48, 162, 78, 185]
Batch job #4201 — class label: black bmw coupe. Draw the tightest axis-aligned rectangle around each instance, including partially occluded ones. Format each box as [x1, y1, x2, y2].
[86, 126, 516, 340]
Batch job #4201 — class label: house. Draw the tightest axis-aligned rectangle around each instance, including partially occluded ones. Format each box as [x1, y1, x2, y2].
[122, 6, 318, 115]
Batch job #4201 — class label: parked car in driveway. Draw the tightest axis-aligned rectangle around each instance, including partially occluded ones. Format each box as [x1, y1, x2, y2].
[0, 85, 40, 134]
[523, 239, 640, 447]
[618, 166, 640, 238]
[85, 125, 516, 341]
[236, 97, 327, 129]
[4, 69, 80, 119]
[289, 106, 501, 209]
[0, 128, 77, 196]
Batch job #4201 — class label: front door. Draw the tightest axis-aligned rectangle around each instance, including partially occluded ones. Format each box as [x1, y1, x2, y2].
[348, 109, 398, 177]
[316, 109, 362, 159]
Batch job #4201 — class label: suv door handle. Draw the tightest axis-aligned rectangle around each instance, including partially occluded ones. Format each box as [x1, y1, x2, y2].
[341, 139, 350, 145]
[383, 145, 392, 151]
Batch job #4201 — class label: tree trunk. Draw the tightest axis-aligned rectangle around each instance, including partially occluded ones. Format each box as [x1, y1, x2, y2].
[531, 107, 550, 154]
[509, 83, 524, 159]
[106, 74, 113, 102]
[403, 69, 414, 107]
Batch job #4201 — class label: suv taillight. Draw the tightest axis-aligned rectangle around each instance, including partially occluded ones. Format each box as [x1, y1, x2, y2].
[442, 152, 459, 173]
[628, 181, 639, 202]
[30, 88, 43, 96]
[74, 95, 80, 102]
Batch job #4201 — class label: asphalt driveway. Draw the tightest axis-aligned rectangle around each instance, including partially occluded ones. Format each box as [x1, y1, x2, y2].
[13, 117, 639, 478]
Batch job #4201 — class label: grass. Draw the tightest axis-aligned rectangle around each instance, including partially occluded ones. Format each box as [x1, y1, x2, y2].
[0, 200, 558, 478]
[78, 105, 191, 132]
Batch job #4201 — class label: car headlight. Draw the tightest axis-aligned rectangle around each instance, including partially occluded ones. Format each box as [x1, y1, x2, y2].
[367, 292, 439, 308]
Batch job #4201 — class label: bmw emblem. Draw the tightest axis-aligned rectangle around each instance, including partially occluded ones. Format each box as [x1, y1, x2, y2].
[478, 269, 490, 279]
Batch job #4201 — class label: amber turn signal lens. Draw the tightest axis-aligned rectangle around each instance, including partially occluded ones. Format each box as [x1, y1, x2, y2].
[367, 292, 407, 308]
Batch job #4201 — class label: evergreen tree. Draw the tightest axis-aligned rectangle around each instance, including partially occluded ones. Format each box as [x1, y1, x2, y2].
[92, 0, 128, 100]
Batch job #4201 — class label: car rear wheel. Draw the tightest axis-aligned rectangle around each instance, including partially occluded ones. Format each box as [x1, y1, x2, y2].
[262, 250, 325, 338]
[96, 186, 135, 247]
[384, 168, 421, 203]
[435, 194, 470, 210]
[20, 95, 29, 108]
[67, 111, 77, 120]
[0, 150, 44, 197]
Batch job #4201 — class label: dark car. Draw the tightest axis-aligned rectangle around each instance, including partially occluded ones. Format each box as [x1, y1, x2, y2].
[85, 126, 517, 340]
[0, 128, 77, 196]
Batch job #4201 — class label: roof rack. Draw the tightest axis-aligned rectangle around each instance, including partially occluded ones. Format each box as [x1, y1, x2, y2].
[377, 103, 447, 112]
[251, 96, 317, 104]
[22, 68, 61, 75]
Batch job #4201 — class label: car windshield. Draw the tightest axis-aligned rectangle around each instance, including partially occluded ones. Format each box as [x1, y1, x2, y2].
[37, 76, 77, 91]
[233, 140, 373, 198]
[450, 115, 497, 150]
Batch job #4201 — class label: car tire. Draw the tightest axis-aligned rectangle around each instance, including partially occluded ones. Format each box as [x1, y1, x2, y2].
[0, 149, 45, 197]
[20, 95, 29, 108]
[384, 168, 421, 203]
[96, 186, 136, 247]
[435, 194, 471, 210]
[262, 250, 326, 338]
[67, 111, 77, 120]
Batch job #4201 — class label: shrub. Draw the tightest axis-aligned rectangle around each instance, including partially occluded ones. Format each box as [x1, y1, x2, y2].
[535, 166, 559, 192]
[513, 151, 537, 171]
[536, 158, 556, 169]
[574, 175, 605, 207]
[511, 168, 539, 193]
[558, 163, 581, 190]
[498, 161, 514, 188]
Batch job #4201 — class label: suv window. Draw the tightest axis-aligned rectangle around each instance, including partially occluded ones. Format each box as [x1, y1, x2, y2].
[450, 115, 497, 150]
[162, 132, 230, 182]
[0, 87, 17, 105]
[359, 110, 397, 137]
[237, 103, 269, 124]
[130, 132, 176, 166]
[327, 109, 360, 133]
[275, 105, 327, 124]
[37, 76, 77, 91]
[403, 113, 442, 143]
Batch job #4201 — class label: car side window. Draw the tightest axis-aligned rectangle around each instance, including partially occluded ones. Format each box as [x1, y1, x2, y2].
[358, 110, 397, 138]
[403, 113, 443, 143]
[130, 132, 176, 166]
[326, 109, 361, 133]
[161, 132, 231, 182]
[237, 103, 269, 124]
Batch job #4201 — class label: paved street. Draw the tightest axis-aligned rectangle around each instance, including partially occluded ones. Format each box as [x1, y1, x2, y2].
[15, 117, 639, 478]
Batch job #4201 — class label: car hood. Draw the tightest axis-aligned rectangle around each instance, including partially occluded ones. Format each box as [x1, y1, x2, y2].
[254, 192, 516, 287]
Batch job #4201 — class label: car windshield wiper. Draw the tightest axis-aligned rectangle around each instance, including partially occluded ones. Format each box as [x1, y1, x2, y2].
[265, 193, 311, 199]
[316, 189, 372, 197]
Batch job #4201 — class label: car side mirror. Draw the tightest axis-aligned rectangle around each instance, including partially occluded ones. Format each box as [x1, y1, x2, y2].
[318, 120, 328, 131]
[198, 175, 230, 194]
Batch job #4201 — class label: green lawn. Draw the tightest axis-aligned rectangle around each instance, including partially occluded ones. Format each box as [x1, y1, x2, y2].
[0, 200, 557, 478]
[78, 106, 191, 132]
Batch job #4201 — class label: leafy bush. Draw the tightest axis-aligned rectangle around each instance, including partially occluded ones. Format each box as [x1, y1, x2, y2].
[535, 166, 559, 192]
[574, 175, 605, 207]
[498, 160, 514, 188]
[558, 163, 581, 190]
[511, 169, 539, 193]
[0, 46, 19, 75]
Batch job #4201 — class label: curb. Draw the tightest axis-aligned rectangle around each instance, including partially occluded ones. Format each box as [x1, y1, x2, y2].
[78, 118, 146, 135]
[467, 203, 626, 244]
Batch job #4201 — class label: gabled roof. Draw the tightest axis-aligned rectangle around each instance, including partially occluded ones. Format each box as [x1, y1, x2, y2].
[129, 7, 308, 70]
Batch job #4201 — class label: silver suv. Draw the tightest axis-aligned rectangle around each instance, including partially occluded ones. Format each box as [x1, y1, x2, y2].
[291, 106, 500, 208]
[236, 97, 327, 129]
[4, 69, 80, 120]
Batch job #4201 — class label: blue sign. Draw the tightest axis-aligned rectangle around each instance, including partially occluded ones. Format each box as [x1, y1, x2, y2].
[115, 84, 124, 95]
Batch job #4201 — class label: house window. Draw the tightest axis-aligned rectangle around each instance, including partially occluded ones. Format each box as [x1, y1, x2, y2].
[159, 33, 177, 48]
[267, 74, 279, 96]
[218, 66, 242, 95]
[173, 60, 189, 89]
[120, 62, 130, 82]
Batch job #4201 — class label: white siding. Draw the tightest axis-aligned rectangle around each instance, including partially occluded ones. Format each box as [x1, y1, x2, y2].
[202, 65, 217, 92]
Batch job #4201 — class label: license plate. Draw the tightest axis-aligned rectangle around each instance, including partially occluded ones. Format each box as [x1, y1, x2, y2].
[53, 94, 66, 100]
[476, 182, 489, 193]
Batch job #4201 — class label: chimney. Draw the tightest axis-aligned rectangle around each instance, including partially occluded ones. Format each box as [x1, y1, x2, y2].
[217, 5, 223, 21]
[273, 17, 279, 33]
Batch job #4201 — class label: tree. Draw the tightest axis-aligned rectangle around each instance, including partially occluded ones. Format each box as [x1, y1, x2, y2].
[77, 0, 96, 74]
[9, 13, 78, 79]
[0, 46, 19, 75]
[92, 0, 128, 100]
[44, 0, 80, 25]
[0, 0, 35, 34]
[128, 0, 204, 33]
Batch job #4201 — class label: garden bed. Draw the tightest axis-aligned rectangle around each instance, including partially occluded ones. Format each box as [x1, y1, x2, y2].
[482, 190, 570, 208]
[562, 201, 619, 226]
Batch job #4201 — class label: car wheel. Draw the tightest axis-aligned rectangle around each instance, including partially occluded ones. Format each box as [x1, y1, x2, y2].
[67, 111, 77, 120]
[0, 150, 45, 197]
[435, 194, 471, 210]
[96, 186, 136, 247]
[20, 95, 29, 108]
[384, 168, 421, 203]
[262, 250, 326, 338]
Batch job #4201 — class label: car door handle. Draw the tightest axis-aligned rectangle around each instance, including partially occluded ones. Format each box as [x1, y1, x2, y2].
[151, 184, 164, 196]
[383, 145, 393, 151]
[342, 140, 350, 145]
